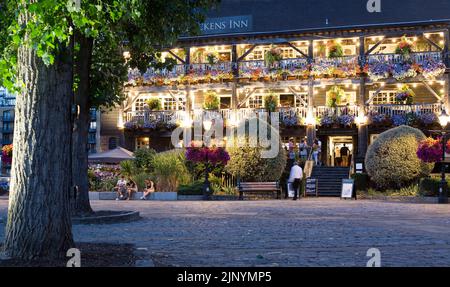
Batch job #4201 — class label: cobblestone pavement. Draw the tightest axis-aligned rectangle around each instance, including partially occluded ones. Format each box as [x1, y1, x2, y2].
[1, 198, 450, 267]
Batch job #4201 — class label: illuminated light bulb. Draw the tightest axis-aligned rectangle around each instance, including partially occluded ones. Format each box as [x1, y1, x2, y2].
[413, 83, 418, 88]
[397, 84, 402, 89]
[440, 40, 445, 45]
[424, 33, 431, 39]
[429, 81, 435, 85]
[439, 32, 445, 37]
[345, 83, 350, 88]
[380, 82, 386, 87]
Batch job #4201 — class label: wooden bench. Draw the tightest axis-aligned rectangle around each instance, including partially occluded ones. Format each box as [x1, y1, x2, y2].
[238, 182, 281, 200]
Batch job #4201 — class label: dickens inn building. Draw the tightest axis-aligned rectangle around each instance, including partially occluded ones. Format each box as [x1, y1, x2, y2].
[100, 0, 450, 170]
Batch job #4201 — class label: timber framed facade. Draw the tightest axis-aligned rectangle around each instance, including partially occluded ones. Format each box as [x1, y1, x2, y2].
[101, 0, 450, 168]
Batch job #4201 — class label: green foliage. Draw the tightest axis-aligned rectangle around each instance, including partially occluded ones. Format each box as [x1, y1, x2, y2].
[419, 176, 450, 197]
[365, 126, 433, 190]
[178, 181, 204, 195]
[146, 98, 162, 111]
[134, 148, 156, 171]
[99, 178, 118, 192]
[226, 136, 287, 182]
[151, 150, 191, 192]
[326, 86, 344, 107]
[131, 172, 150, 192]
[203, 90, 220, 110]
[366, 185, 420, 197]
[351, 173, 370, 191]
[264, 92, 279, 112]
[328, 42, 344, 58]
[120, 160, 138, 179]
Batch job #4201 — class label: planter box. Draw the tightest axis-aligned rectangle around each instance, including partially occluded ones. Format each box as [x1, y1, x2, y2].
[149, 192, 178, 201]
[177, 195, 204, 201]
[89, 191, 143, 200]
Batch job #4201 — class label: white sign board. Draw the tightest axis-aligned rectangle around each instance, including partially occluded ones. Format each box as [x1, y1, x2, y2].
[341, 179, 355, 199]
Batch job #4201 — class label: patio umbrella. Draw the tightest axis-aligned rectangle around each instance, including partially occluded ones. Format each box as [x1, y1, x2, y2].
[88, 147, 134, 164]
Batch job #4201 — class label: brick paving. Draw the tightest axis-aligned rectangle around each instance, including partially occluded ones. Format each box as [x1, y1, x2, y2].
[1, 198, 450, 267]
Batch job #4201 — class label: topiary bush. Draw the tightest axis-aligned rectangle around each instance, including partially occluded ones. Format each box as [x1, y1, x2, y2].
[365, 125, 433, 190]
[226, 136, 287, 182]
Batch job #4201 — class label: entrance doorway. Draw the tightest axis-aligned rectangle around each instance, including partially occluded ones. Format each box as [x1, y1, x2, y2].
[327, 136, 353, 167]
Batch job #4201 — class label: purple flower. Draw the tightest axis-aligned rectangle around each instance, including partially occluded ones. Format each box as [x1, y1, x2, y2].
[419, 113, 438, 125]
[283, 116, 298, 127]
[338, 114, 354, 126]
[392, 114, 407, 126]
[320, 115, 335, 126]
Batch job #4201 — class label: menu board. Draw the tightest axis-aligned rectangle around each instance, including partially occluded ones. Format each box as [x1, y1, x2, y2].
[341, 179, 355, 199]
[305, 178, 318, 197]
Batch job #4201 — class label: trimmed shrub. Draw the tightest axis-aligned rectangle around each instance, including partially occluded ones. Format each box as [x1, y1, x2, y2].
[226, 136, 287, 182]
[419, 176, 450, 197]
[365, 125, 433, 190]
[178, 181, 204, 195]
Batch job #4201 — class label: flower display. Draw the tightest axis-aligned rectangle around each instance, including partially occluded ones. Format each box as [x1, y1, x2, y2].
[185, 146, 230, 166]
[320, 115, 336, 127]
[264, 92, 279, 112]
[1, 144, 13, 165]
[206, 51, 219, 64]
[395, 36, 414, 56]
[395, 84, 415, 104]
[392, 63, 418, 81]
[203, 90, 220, 110]
[370, 113, 392, 126]
[417, 137, 443, 163]
[418, 113, 438, 126]
[367, 61, 391, 81]
[124, 121, 139, 130]
[282, 116, 299, 127]
[338, 114, 355, 127]
[421, 58, 447, 80]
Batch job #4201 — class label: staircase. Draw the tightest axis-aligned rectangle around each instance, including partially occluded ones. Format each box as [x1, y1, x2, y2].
[310, 166, 350, 197]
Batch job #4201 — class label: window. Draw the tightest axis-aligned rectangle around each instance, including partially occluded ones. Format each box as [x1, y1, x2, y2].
[108, 137, 118, 150]
[90, 121, 97, 130]
[220, 97, 231, 110]
[248, 94, 264, 109]
[371, 90, 397, 105]
[2, 122, 13, 132]
[134, 98, 149, 111]
[3, 110, 13, 121]
[133, 95, 186, 111]
[294, 93, 308, 108]
[136, 137, 150, 150]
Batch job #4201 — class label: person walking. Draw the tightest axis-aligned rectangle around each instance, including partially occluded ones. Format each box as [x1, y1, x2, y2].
[312, 141, 320, 166]
[288, 162, 303, 201]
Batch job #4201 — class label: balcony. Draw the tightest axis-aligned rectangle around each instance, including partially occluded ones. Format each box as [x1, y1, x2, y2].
[311, 56, 359, 78]
[239, 58, 309, 80]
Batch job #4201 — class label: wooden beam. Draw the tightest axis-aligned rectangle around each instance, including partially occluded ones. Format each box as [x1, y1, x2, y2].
[237, 45, 257, 62]
[421, 80, 443, 101]
[124, 91, 143, 112]
[167, 89, 181, 106]
[237, 88, 257, 108]
[424, 36, 443, 52]
[288, 86, 308, 106]
[365, 85, 383, 105]
[286, 42, 308, 59]
[168, 50, 185, 64]
[365, 38, 385, 56]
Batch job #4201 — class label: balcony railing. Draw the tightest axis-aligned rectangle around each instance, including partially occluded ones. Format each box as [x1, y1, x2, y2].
[368, 103, 441, 117]
[315, 105, 360, 118]
[366, 52, 442, 65]
[239, 58, 309, 79]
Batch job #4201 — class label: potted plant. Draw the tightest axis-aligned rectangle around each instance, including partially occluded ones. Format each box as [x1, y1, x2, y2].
[206, 51, 219, 65]
[328, 42, 344, 58]
[264, 46, 282, 69]
[326, 85, 344, 108]
[264, 92, 279, 112]
[320, 115, 335, 128]
[338, 114, 355, 128]
[395, 84, 415, 105]
[146, 98, 162, 111]
[203, 90, 220, 110]
[395, 36, 414, 57]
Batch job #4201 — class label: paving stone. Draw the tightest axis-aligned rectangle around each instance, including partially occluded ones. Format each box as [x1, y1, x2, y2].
[0, 199, 450, 266]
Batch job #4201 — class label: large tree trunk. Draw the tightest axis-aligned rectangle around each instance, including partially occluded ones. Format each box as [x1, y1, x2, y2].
[3, 37, 75, 258]
[71, 34, 94, 216]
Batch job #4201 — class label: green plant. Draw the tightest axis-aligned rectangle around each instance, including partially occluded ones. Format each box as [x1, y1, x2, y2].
[178, 181, 204, 195]
[366, 185, 420, 197]
[264, 46, 282, 67]
[131, 172, 150, 192]
[419, 176, 450, 197]
[151, 150, 191, 192]
[264, 92, 279, 112]
[146, 98, 163, 111]
[203, 90, 220, 110]
[99, 178, 118, 192]
[351, 173, 370, 191]
[226, 134, 287, 182]
[326, 86, 344, 107]
[120, 160, 138, 180]
[134, 148, 157, 171]
[365, 126, 433, 190]
[328, 42, 344, 58]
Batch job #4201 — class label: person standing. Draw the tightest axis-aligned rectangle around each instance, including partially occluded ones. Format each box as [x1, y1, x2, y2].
[340, 144, 350, 167]
[315, 138, 322, 166]
[288, 162, 303, 201]
[312, 141, 320, 166]
[299, 139, 308, 161]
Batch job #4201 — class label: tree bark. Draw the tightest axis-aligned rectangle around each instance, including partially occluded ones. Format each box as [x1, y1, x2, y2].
[71, 34, 94, 216]
[3, 28, 75, 259]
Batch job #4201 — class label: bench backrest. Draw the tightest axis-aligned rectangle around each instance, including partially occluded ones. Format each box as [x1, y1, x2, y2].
[239, 182, 279, 190]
